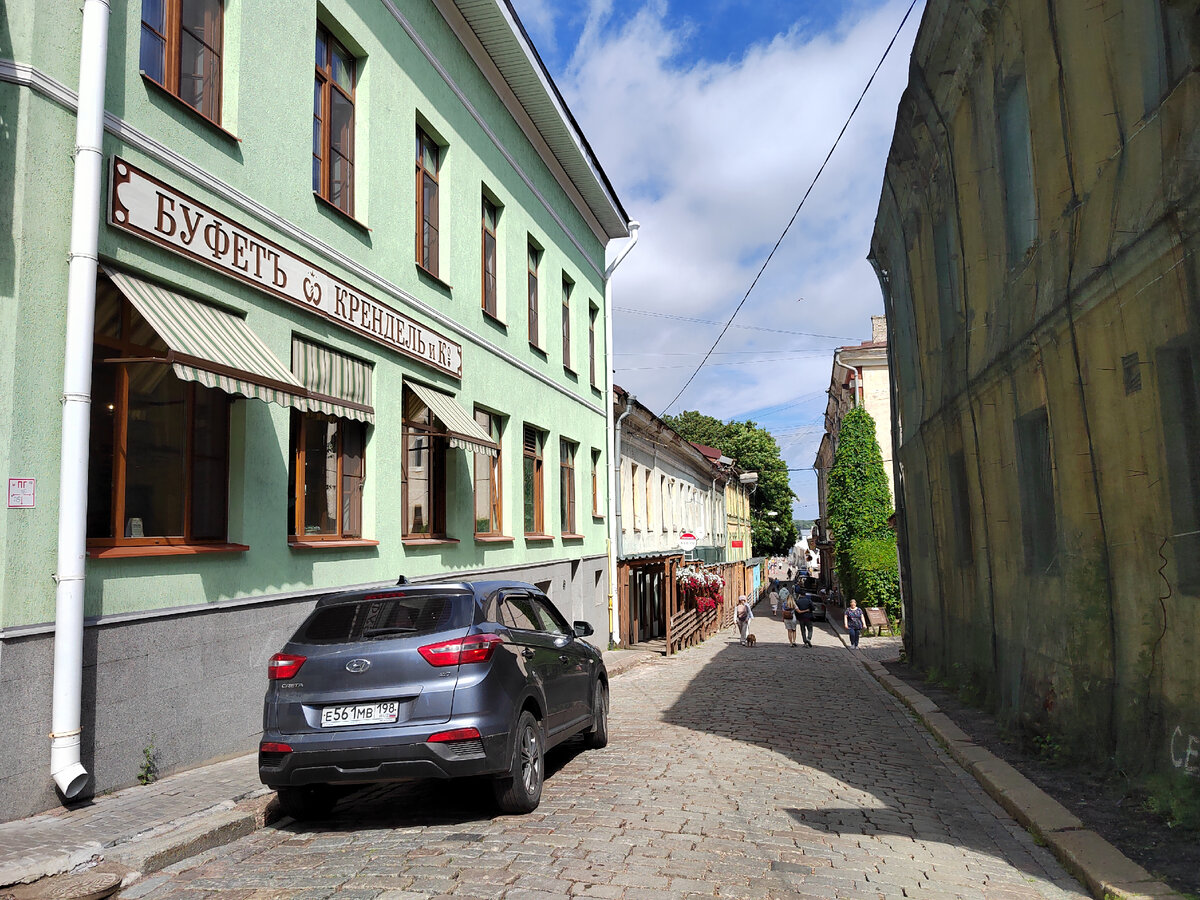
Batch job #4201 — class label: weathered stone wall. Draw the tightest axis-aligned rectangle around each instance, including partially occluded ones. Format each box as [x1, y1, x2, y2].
[871, 0, 1200, 777]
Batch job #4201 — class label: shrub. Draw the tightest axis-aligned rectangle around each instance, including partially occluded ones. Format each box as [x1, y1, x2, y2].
[846, 536, 901, 623]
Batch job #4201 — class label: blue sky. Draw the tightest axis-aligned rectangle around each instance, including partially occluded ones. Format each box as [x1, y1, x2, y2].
[510, 0, 924, 520]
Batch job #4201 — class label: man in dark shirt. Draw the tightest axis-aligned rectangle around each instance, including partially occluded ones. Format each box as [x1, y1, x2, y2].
[794, 593, 815, 647]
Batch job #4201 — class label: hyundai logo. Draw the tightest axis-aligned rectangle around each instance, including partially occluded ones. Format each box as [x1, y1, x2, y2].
[345, 658, 371, 673]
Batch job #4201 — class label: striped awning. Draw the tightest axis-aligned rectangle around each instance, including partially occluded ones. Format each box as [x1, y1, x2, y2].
[406, 381, 499, 458]
[292, 337, 374, 424]
[104, 268, 306, 409]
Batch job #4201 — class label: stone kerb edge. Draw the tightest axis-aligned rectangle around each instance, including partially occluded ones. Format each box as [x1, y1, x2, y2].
[860, 661, 1185, 900]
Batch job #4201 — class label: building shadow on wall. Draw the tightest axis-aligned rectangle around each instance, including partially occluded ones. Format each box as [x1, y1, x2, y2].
[0, 3, 15, 299]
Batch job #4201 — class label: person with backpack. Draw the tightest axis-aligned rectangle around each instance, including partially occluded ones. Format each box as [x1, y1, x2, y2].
[734, 594, 753, 645]
[781, 592, 800, 647]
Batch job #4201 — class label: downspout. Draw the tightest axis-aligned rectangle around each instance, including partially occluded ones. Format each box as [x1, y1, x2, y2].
[604, 222, 639, 645]
[51, 0, 111, 800]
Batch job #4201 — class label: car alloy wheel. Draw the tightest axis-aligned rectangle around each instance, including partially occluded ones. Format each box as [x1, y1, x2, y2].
[494, 710, 544, 813]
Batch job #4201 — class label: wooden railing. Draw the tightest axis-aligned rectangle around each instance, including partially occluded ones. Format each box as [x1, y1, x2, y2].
[665, 559, 753, 655]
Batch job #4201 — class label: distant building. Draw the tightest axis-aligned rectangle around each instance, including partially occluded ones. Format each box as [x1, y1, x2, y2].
[869, 0, 1200, 777]
[814, 315, 895, 592]
[612, 388, 754, 647]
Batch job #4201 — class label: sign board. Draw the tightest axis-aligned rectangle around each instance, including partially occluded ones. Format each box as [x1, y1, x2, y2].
[8, 478, 35, 508]
[865, 607, 889, 628]
[731, 540, 743, 548]
[679, 532, 697, 551]
[108, 157, 463, 378]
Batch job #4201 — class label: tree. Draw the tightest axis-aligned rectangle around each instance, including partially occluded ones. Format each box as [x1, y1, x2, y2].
[826, 406, 899, 618]
[663, 411, 797, 556]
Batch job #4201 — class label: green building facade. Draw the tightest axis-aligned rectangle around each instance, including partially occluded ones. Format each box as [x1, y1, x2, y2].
[0, 0, 629, 818]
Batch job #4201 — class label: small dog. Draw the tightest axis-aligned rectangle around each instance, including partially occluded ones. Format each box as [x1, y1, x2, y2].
[746, 634, 757, 647]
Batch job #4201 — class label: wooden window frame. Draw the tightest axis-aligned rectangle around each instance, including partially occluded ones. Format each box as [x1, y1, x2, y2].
[140, 0, 224, 124]
[527, 242, 540, 348]
[474, 408, 503, 537]
[481, 196, 498, 317]
[417, 128, 441, 276]
[290, 412, 366, 542]
[314, 24, 356, 216]
[403, 389, 447, 538]
[88, 282, 231, 550]
[523, 425, 545, 535]
[591, 448, 601, 517]
[561, 275, 573, 369]
[560, 439, 577, 535]
[588, 304, 598, 388]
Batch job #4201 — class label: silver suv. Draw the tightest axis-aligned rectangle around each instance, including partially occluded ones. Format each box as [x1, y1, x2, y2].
[259, 579, 608, 819]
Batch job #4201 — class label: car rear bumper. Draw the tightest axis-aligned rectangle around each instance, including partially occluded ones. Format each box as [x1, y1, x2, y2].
[259, 724, 511, 788]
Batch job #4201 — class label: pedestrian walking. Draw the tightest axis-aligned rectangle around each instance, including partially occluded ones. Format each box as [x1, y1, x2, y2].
[781, 592, 799, 647]
[844, 598, 865, 649]
[769, 590, 779, 616]
[794, 591, 815, 647]
[735, 594, 753, 645]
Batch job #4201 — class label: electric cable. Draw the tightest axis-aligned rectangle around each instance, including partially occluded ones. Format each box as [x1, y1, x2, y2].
[658, 0, 921, 416]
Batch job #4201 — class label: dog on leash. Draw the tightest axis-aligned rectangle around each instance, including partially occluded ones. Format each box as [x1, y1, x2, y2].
[746, 634, 757, 647]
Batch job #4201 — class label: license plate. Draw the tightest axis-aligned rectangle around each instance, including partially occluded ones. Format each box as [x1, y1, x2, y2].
[320, 700, 400, 728]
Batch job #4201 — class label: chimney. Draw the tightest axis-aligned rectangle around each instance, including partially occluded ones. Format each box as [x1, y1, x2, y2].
[871, 315, 887, 344]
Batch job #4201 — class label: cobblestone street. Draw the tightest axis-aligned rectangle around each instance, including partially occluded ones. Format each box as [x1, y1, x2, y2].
[125, 614, 1089, 899]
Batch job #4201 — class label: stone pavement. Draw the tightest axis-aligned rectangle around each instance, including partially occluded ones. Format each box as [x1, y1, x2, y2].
[101, 611, 1091, 899]
[0, 613, 1177, 899]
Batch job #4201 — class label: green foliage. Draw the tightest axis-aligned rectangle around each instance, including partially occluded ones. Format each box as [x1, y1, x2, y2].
[664, 410, 797, 555]
[827, 407, 894, 598]
[139, 735, 160, 785]
[1140, 773, 1200, 831]
[846, 536, 901, 622]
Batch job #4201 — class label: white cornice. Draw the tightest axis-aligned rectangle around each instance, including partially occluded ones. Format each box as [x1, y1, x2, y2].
[1, 59, 604, 417]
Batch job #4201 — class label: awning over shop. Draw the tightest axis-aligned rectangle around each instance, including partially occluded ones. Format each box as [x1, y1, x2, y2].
[406, 381, 499, 458]
[292, 337, 374, 424]
[103, 268, 307, 410]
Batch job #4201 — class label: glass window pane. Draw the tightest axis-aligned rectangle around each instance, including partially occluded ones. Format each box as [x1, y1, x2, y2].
[190, 386, 228, 540]
[330, 90, 353, 157]
[406, 432, 431, 534]
[140, 28, 166, 85]
[125, 365, 186, 538]
[303, 417, 338, 535]
[330, 153, 352, 213]
[180, 0, 217, 42]
[316, 29, 327, 70]
[312, 156, 321, 194]
[341, 422, 364, 538]
[332, 43, 354, 93]
[87, 356, 118, 539]
[523, 456, 536, 532]
[143, 0, 165, 30]
[94, 279, 122, 339]
[178, 30, 208, 111]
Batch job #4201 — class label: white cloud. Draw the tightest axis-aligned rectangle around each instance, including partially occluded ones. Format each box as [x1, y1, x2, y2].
[547, 0, 922, 516]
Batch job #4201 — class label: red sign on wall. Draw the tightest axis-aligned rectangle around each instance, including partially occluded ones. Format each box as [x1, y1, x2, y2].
[731, 540, 743, 548]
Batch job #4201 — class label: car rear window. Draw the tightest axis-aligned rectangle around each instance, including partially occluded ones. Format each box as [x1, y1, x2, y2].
[295, 592, 468, 644]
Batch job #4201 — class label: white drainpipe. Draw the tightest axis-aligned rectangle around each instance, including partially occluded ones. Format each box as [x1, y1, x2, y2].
[51, 0, 111, 800]
[604, 222, 640, 644]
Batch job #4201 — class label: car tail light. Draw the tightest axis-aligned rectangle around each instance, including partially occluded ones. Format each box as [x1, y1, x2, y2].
[267, 653, 306, 680]
[418, 633, 503, 667]
[259, 742, 293, 754]
[427, 727, 482, 743]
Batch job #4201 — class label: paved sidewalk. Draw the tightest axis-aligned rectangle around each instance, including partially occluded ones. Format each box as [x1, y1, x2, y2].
[0, 648, 659, 895]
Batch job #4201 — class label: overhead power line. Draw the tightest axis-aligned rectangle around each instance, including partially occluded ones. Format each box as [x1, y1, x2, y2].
[614, 306, 857, 341]
[658, 0, 921, 417]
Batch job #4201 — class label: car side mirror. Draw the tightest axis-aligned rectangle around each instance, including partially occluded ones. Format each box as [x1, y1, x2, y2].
[573, 621, 594, 638]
